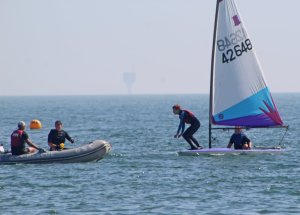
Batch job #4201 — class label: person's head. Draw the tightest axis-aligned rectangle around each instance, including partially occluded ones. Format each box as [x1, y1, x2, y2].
[55, 120, 63, 131]
[18, 121, 26, 130]
[234, 126, 242, 134]
[172, 104, 181, 115]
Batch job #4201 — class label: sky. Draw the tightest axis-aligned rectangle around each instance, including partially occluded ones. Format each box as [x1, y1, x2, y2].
[0, 0, 299, 96]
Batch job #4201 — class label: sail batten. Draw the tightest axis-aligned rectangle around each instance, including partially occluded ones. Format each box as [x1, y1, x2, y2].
[211, 0, 283, 127]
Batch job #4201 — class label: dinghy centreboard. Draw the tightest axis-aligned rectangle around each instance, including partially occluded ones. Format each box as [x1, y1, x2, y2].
[178, 0, 287, 156]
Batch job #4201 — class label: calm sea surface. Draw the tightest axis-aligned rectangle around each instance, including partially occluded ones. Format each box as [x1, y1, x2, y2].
[0, 94, 299, 214]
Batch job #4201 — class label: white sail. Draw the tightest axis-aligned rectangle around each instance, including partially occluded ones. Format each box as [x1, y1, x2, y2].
[212, 0, 282, 127]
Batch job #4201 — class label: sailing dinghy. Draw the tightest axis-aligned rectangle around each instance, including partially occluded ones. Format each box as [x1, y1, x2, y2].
[178, 0, 287, 156]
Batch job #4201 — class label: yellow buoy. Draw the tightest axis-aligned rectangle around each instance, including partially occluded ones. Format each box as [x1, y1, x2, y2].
[30, 119, 42, 129]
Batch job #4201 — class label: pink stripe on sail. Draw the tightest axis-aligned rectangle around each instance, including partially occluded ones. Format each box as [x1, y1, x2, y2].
[259, 100, 283, 125]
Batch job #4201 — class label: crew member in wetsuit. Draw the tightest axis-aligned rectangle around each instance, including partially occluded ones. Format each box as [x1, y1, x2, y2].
[48, 120, 74, 151]
[11, 121, 41, 155]
[172, 104, 202, 150]
[227, 126, 252, 150]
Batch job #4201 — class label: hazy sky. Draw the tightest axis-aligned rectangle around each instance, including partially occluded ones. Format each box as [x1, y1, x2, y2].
[0, 0, 299, 96]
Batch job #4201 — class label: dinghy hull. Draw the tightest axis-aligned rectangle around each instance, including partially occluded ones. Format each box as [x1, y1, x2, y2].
[0, 140, 111, 164]
[178, 147, 283, 156]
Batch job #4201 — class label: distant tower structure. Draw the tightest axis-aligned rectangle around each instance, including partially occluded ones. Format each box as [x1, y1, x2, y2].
[123, 72, 136, 94]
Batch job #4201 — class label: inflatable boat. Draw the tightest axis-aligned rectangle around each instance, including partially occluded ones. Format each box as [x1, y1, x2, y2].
[0, 140, 111, 165]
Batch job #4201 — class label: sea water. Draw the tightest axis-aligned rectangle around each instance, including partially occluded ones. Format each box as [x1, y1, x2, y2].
[0, 94, 299, 214]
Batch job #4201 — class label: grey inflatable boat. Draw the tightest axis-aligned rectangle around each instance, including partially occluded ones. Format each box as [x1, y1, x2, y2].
[0, 140, 111, 165]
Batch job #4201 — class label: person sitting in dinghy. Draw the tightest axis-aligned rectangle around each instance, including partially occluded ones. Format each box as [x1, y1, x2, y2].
[11, 121, 42, 155]
[227, 126, 252, 150]
[172, 104, 202, 150]
[48, 120, 74, 151]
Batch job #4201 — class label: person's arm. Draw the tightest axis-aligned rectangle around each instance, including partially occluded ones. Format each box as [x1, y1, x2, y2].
[248, 141, 253, 149]
[244, 135, 252, 149]
[180, 120, 185, 136]
[48, 142, 57, 149]
[25, 138, 39, 150]
[175, 113, 185, 138]
[65, 131, 74, 143]
[227, 142, 233, 148]
[48, 130, 57, 149]
[227, 135, 234, 148]
[23, 133, 39, 150]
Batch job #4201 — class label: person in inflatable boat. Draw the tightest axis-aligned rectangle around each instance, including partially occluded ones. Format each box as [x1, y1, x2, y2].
[48, 120, 74, 151]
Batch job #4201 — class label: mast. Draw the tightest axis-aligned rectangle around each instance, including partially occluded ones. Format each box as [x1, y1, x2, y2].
[209, 0, 220, 148]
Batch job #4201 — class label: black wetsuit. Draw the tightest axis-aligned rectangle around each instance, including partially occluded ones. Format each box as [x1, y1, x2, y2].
[229, 133, 251, 149]
[48, 129, 74, 150]
[177, 110, 201, 149]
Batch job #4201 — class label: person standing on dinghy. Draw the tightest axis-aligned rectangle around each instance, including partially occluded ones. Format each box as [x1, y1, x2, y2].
[48, 120, 74, 151]
[11, 121, 42, 155]
[172, 104, 202, 150]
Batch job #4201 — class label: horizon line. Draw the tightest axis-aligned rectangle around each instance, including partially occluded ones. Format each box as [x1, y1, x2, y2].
[0, 91, 299, 97]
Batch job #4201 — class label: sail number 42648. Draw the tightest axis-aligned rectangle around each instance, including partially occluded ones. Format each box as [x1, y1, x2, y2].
[221, 39, 252, 64]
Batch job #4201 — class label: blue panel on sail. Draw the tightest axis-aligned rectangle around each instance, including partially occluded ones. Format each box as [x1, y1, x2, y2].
[213, 87, 283, 126]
